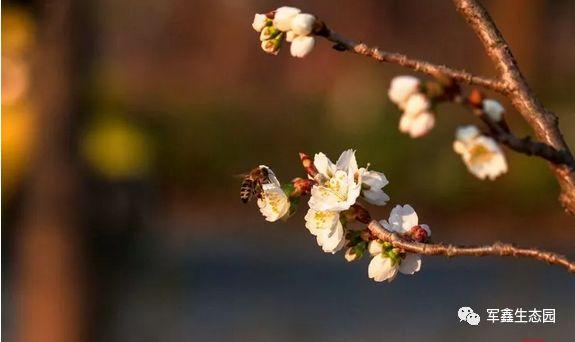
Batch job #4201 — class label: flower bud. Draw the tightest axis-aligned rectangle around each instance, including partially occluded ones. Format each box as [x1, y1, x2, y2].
[345, 247, 361, 262]
[290, 13, 315, 36]
[404, 93, 430, 117]
[482, 99, 505, 122]
[468, 89, 484, 108]
[273, 6, 301, 31]
[291, 177, 314, 197]
[260, 26, 280, 41]
[388, 76, 421, 107]
[410, 225, 430, 242]
[299, 152, 318, 177]
[252, 13, 269, 32]
[290, 35, 315, 58]
[399, 111, 435, 138]
[261, 38, 281, 55]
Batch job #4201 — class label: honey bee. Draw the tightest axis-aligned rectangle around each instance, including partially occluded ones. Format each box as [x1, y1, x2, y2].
[240, 166, 272, 203]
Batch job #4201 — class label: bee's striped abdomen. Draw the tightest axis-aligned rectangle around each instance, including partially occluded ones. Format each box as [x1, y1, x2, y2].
[240, 177, 255, 203]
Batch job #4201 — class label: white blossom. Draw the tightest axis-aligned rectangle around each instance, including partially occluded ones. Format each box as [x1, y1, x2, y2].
[367, 205, 430, 282]
[399, 110, 435, 138]
[453, 125, 508, 180]
[252, 13, 268, 32]
[273, 6, 301, 32]
[381, 204, 431, 237]
[308, 149, 363, 212]
[368, 254, 399, 282]
[388, 76, 421, 108]
[304, 209, 345, 253]
[257, 167, 290, 222]
[290, 13, 315, 36]
[290, 35, 315, 58]
[482, 99, 505, 121]
[392, 87, 435, 138]
[360, 170, 390, 206]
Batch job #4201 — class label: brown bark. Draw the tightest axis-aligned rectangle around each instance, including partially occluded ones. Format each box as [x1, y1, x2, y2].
[453, 0, 575, 213]
[367, 220, 575, 273]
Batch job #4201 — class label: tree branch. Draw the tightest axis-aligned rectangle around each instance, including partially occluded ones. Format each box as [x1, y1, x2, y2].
[452, 0, 575, 213]
[313, 22, 508, 93]
[367, 220, 575, 273]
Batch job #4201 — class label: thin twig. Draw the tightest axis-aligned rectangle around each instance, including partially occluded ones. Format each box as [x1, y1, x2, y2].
[452, 0, 575, 213]
[313, 22, 508, 94]
[455, 96, 571, 165]
[367, 220, 575, 273]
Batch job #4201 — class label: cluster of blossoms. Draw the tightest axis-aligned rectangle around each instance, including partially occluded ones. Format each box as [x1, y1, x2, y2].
[388, 76, 436, 138]
[388, 75, 508, 180]
[252, 7, 316, 58]
[253, 149, 431, 283]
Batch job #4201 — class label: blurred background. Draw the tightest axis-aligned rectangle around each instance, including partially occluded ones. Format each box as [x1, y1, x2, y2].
[2, 0, 575, 341]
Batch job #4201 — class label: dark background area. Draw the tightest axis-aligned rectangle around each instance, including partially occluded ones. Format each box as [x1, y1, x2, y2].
[2, 0, 575, 341]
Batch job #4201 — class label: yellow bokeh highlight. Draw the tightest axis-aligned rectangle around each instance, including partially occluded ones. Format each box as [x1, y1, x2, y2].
[2, 7, 37, 197]
[81, 117, 153, 180]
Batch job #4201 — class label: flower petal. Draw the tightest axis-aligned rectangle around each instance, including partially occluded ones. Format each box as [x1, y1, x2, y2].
[304, 209, 339, 235]
[362, 170, 389, 189]
[336, 149, 357, 173]
[290, 35, 315, 58]
[368, 240, 383, 256]
[398, 253, 422, 275]
[316, 219, 345, 253]
[387, 205, 418, 233]
[313, 152, 335, 178]
[388, 76, 421, 107]
[368, 254, 398, 282]
[362, 189, 390, 206]
[273, 6, 301, 31]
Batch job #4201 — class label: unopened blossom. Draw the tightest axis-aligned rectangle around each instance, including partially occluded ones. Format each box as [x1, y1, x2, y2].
[389, 79, 435, 138]
[368, 253, 399, 282]
[453, 125, 508, 180]
[252, 13, 269, 32]
[345, 247, 362, 262]
[360, 170, 390, 206]
[399, 110, 435, 138]
[290, 13, 315, 36]
[260, 26, 280, 41]
[257, 167, 290, 222]
[388, 76, 421, 108]
[304, 209, 345, 253]
[482, 99, 505, 121]
[290, 35, 315, 58]
[367, 205, 430, 282]
[273, 6, 301, 31]
[261, 39, 281, 55]
[404, 93, 430, 116]
[308, 149, 363, 212]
